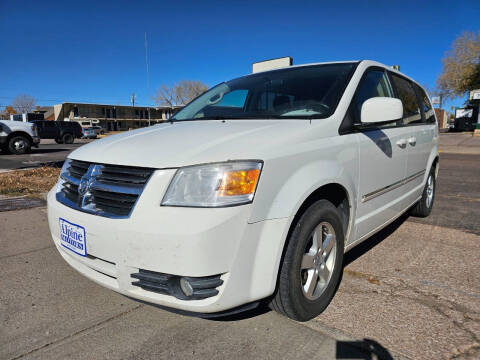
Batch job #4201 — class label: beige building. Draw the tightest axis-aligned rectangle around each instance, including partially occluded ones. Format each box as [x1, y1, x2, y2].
[53, 103, 180, 131]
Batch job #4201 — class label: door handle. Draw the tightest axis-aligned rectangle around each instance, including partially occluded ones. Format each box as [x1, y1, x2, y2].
[408, 137, 416, 146]
[396, 139, 407, 148]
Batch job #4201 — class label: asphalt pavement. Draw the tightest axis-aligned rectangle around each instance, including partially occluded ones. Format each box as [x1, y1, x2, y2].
[1, 133, 480, 359]
[0, 139, 93, 170]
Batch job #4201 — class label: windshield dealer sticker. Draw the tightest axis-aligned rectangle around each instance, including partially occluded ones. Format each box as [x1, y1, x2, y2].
[59, 218, 87, 257]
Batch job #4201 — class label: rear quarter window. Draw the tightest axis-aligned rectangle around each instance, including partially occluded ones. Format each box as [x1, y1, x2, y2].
[414, 84, 436, 124]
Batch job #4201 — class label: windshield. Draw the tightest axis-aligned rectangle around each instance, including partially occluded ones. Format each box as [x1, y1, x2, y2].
[172, 63, 356, 121]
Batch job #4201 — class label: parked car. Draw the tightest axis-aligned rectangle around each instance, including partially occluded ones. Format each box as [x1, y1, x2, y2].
[47, 60, 439, 321]
[90, 125, 106, 135]
[30, 120, 82, 144]
[0, 119, 40, 154]
[73, 118, 100, 128]
[81, 127, 97, 139]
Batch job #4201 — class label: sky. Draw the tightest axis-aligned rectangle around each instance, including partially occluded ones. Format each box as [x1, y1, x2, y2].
[0, 0, 479, 111]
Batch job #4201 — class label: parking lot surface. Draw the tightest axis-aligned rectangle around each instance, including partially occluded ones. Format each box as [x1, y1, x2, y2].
[0, 139, 93, 170]
[1, 133, 479, 359]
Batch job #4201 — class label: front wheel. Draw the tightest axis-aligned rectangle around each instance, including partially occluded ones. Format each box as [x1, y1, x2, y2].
[8, 135, 31, 155]
[270, 199, 344, 321]
[410, 168, 436, 218]
[62, 133, 74, 144]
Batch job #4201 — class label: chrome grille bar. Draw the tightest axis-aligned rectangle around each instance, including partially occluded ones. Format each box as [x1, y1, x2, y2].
[56, 159, 154, 218]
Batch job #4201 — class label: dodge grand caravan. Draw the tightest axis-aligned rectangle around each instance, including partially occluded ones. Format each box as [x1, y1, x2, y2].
[47, 60, 438, 321]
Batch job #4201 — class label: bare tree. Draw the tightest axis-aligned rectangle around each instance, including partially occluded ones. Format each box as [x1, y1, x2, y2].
[421, 84, 440, 98]
[12, 94, 36, 114]
[436, 31, 480, 99]
[154, 80, 208, 107]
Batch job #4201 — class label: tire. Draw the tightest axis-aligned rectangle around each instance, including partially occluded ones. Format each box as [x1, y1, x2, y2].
[7, 135, 31, 155]
[270, 199, 344, 321]
[62, 133, 74, 144]
[55, 138, 64, 144]
[410, 167, 436, 218]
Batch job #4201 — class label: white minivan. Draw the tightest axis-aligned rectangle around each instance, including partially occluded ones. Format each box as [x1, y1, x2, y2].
[47, 60, 438, 321]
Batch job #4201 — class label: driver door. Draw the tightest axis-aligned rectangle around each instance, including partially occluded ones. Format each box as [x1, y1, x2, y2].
[350, 69, 411, 241]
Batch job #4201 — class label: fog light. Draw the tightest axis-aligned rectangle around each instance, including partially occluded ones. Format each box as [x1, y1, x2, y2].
[180, 277, 193, 297]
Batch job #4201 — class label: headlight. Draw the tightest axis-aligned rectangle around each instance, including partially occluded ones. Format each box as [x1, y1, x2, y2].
[161, 161, 263, 207]
[56, 159, 71, 193]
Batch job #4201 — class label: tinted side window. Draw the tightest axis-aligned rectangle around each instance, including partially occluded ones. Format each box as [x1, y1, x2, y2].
[414, 84, 436, 123]
[352, 70, 393, 123]
[390, 74, 422, 125]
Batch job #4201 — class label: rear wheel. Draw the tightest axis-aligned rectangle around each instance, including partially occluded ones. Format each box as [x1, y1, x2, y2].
[8, 135, 31, 155]
[410, 167, 436, 217]
[270, 199, 344, 321]
[62, 133, 74, 144]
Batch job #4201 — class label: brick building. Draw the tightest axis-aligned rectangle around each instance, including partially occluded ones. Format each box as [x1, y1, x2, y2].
[434, 108, 449, 129]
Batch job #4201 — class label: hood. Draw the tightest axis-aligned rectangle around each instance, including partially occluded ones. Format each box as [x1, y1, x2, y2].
[69, 119, 317, 168]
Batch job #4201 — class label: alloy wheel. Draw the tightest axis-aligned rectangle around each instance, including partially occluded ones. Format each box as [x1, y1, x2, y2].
[13, 139, 26, 151]
[300, 221, 337, 300]
[426, 174, 434, 208]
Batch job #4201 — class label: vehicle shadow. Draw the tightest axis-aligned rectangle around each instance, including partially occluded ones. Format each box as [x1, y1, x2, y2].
[336, 339, 394, 360]
[362, 129, 393, 158]
[344, 213, 409, 267]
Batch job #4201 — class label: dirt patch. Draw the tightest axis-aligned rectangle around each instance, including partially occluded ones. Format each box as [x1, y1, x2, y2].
[0, 167, 61, 197]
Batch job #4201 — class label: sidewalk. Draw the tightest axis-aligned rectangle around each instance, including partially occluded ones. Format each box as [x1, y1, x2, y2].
[439, 132, 480, 154]
[1, 209, 405, 360]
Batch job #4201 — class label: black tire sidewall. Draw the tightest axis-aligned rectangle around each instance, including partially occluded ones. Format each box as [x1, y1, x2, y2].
[281, 200, 344, 321]
[421, 170, 436, 213]
[411, 167, 436, 217]
[8, 136, 31, 154]
[425, 171, 435, 210]
[62, 133, 74, 144]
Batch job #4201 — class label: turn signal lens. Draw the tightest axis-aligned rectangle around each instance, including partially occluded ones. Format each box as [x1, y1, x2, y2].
[218, 169, 260, 196]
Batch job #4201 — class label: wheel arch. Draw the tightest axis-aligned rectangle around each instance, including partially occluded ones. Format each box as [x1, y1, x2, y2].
[289, 183, 352, 243]
[62, 131, 74, 138]
[431, 155, 439, 179]
[264, 181, 353, 303]
[7, 131, 33, 144]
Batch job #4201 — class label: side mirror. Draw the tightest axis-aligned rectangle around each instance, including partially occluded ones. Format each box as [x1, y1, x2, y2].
[360, 97, 403, 125]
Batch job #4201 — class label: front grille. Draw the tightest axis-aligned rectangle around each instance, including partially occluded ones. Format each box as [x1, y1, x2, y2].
[131, 269, 224, 300]
[56, 159, 154, 218]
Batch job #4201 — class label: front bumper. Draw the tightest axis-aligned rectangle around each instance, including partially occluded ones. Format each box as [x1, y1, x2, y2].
[47, 169, 291, 313]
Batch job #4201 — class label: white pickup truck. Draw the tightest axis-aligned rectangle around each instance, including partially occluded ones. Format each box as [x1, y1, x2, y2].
[0, 120, 40, 154]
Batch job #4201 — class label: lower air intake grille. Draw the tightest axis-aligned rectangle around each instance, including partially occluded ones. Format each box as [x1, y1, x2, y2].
[56, 159, 154, 218]
[131, 269, 223, 300]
